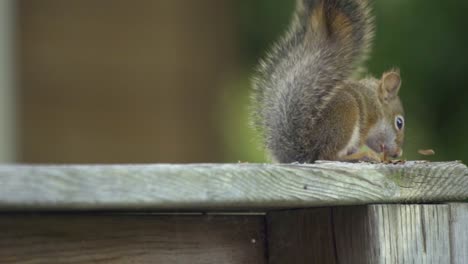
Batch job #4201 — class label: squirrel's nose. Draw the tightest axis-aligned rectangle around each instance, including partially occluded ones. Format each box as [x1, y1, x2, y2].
[390, 148, 403, 158]
[382, 144, 402, 158]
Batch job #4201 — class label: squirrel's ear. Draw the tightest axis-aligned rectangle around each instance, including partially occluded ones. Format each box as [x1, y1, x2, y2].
[379, 71, 401, 101]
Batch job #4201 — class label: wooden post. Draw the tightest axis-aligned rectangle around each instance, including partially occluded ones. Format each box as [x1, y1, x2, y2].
[333, 205, 450, 263]
[450, 203, 468, 264]
[267, 204, 466, 264]
[0, 0, 15, 162]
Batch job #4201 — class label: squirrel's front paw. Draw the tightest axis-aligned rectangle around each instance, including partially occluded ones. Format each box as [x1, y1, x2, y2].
[340, 150, 382, 163]
[359, 151, 382, 163]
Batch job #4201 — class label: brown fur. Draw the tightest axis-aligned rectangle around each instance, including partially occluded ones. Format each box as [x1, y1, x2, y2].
[310, 2, 326, 34]
[315, 88, 360, 160]
[331, 11, 354, 43]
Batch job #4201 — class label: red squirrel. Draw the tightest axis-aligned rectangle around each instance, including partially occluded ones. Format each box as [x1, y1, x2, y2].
[251, 0, 404, 163]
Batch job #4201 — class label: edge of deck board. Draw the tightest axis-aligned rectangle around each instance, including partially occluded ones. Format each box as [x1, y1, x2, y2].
[0, 161, 467, 211]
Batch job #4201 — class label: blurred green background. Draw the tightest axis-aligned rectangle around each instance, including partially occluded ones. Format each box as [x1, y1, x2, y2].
[6, 0, 468, 163]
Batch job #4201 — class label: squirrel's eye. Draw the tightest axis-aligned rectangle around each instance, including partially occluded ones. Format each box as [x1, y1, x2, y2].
[395, 116, 404, 130]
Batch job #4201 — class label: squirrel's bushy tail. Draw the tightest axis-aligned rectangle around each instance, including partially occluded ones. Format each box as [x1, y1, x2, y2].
[252, 0, 374, 162]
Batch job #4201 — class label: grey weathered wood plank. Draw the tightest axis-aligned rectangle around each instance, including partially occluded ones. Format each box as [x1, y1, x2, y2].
[0, 214, 265, 264]
[449, 203, 468, 264]
[0, 161, 467, 211]
[266, 205, 456, 264]
[333, 205, 451, 264]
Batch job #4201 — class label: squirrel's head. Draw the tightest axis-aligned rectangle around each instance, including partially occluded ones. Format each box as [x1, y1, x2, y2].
[366, 70, 404, 158]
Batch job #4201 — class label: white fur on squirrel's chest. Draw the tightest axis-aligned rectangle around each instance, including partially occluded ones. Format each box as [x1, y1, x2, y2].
[337, 122, 360, 157]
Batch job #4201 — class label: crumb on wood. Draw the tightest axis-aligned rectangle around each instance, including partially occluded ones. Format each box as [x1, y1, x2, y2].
[383, 159, 406, 165]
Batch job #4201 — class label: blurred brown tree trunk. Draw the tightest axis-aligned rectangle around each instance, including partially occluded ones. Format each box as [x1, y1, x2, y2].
[17, 0, 237, 163]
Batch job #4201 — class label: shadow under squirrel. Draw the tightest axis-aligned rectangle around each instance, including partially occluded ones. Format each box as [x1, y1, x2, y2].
[251, 0, 405, 163]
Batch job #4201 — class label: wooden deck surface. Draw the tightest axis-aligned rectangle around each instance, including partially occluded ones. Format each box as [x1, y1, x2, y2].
[0, 161, 467, 211]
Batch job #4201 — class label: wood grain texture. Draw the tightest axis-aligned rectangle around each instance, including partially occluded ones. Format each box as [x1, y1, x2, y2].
[0, 214, 265, 264]
[267, 208, 337, 264]
[449, 203, 468, 264]
[0, 161, 467, 211]
[266, 205, 458, 264]
[333, 205, 451, 264]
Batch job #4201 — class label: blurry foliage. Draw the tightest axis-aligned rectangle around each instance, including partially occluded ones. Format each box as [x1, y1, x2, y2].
[237, 0, 295, 68]
[224, 0, 468, 163]
[221, 77, 267, 163]
[370, 0, 468, 162]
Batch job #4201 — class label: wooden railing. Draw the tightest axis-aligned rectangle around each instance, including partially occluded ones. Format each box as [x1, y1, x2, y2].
[0, 161, 467, 263]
